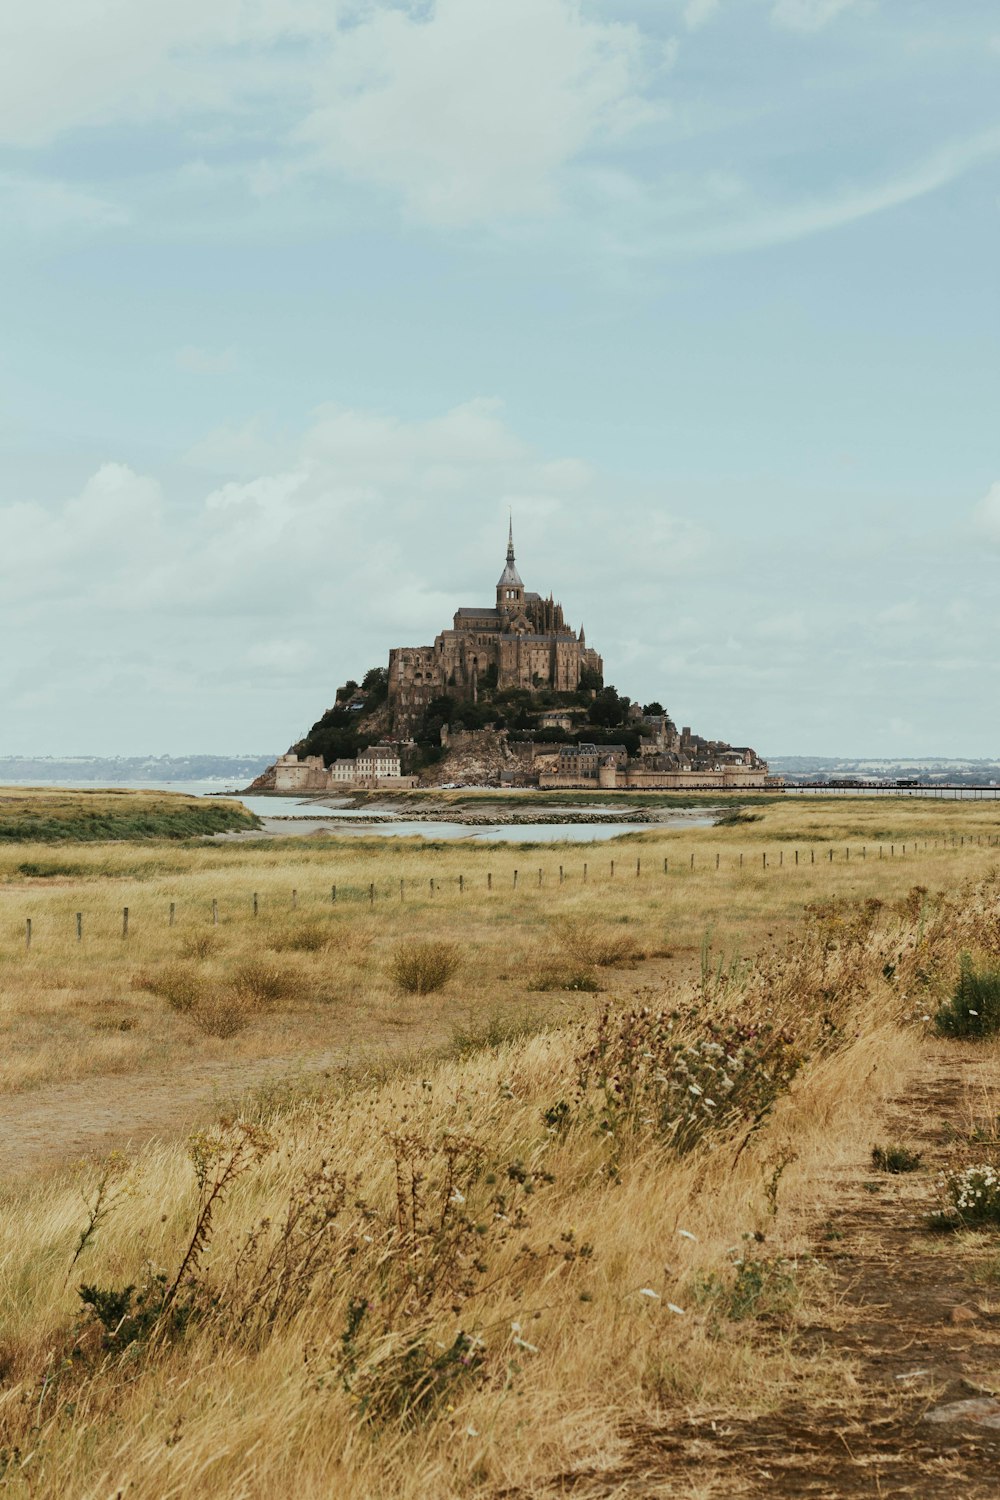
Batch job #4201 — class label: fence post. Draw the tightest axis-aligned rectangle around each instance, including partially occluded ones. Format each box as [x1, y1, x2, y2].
[828, 849, 833, 863]
[430, 878, 435, 895]
[845, 847, 850, 861]
[862, 846, 866, 860]
[488, 872, 492, 890]
[513, 869, 518, 889]
[292, 889, 297, 910]
[611, 860, 615, 878]
[332, 885, 337, 904]
[369, 883, 375, 906]
[559, 865, 564, 884]
[636, 858, 641, 878]
[25, 918, 31, 951]
[891, 844, 895, 857]
[810, 849, 815, 864]
[583, 863, 588, 883]
[169, 901, 175, 926]
[122, 907, 129, 939]
[538, 868, 543, 887]
[76, 911, 82, 942]
[794, 849, 798, 866]
[459, 874, 464, 894]
[740, 852, 744, 868]
[716, 852, 720, 870]
[400, 878, 405, 900]
[212, 899, 219, 926]
[253, 892, 259, 917]
[763, 852, 767, 869]
[690, 853, 695, 870]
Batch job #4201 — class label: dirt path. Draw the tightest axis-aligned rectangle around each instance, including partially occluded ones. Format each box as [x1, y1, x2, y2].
[540, 1041, 1000, 1498]
[0, 1046, 355, 1182]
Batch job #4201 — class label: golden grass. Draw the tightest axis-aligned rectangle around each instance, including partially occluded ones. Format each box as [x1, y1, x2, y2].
[0, 789, 997, 1494]
[0, 792, 998, 1095]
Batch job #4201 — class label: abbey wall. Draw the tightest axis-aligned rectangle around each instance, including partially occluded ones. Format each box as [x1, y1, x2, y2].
[387, 524, 602, 732]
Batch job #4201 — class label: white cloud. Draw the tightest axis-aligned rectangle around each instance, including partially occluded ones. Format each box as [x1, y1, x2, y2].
[0, 172, 128, 234]
[771, 0, 865, 33]
[684, 0, 720, 30]
[295, 0, 663, 225]
[974, 480, 1000, 542]
[0, 0, 337, 147]
[620, 124, 1000, 256]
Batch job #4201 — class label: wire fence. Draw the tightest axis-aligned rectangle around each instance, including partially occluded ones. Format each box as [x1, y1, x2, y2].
[7, 832, 999, 952]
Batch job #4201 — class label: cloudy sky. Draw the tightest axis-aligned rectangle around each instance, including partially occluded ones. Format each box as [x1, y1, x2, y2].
[1, 0, 998, 757]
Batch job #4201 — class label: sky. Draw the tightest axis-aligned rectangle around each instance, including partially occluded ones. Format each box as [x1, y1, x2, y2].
[1, 0, 998, 759]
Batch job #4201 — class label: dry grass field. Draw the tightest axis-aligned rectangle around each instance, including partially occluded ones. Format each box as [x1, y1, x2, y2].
[2, 791, 1000, 1496]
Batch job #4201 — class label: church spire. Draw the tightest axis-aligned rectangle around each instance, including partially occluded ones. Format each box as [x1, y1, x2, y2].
[507, 514, 515, 565]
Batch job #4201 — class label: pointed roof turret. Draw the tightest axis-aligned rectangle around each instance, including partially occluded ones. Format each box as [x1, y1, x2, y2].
[497, 516, 523, 590]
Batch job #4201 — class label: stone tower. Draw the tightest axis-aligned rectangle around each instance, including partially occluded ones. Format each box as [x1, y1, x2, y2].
[496, 518, 525, 619]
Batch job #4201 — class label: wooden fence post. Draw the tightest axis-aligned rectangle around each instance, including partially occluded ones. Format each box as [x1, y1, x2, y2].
[331, 885, 337, 904]
[513, 869, 518, 889]
[487, 872, 492, 890]
[25, 918, 31, 951]
[292, 889, 297, 910]
[122, 907, 129, 939]
[169, 901, 175, 926]
[636, 858, 641, 878]
[459, 874, 464, 894]
[253, 892, 259, 917]
[76, 912, 82, 942]
[212, 899, 219, 926]
[369, 883, 374, 906]
[400, 879, 405, 900]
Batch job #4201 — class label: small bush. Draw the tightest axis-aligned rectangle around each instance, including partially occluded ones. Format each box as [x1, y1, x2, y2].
[529, 964, 602, 994]
[699, 1254, 797, 1324]
[137, 963, 204, 1013]
[936, 1165, 1000, 1228]
[552, 918, 637, 968]
[391, 941, 461, 995]
[871, 1144, 922, 1174]
[191, 996, 252, 1037]
[266, 923, 332, 953]
[180, 932, 219, 960]
[231, 957, 298, 1008]
[935, 954, 1000, 1038]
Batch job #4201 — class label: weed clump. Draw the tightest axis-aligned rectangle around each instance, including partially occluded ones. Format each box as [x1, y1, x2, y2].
[391, 941, 461, 994]
[871, 1144, 922, 1174]
[266, 923, 332, 953]
[136, 962, 203, 1013]
[552, 918, 638, 968]
[935, 953, 1000, 1038]
[231, 957, 298, 1008]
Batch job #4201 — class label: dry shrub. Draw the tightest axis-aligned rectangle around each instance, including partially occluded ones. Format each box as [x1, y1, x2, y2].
[231, 957, 298, 1009]
[191, 994, 252, 1038]
[180, 932, 219, 960]
[391, 940, 461, 995]
[551, 917, 639, 968]
[135, 962, 204, 1013]
[266, 922, 332, 953]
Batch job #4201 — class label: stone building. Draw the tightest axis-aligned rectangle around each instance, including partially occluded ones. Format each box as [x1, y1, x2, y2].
[274, 747, 414, 792]
[387, 523, 603, 732]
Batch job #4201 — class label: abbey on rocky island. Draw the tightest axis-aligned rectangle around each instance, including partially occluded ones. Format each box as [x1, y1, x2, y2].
[387, 522, 603, 732]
